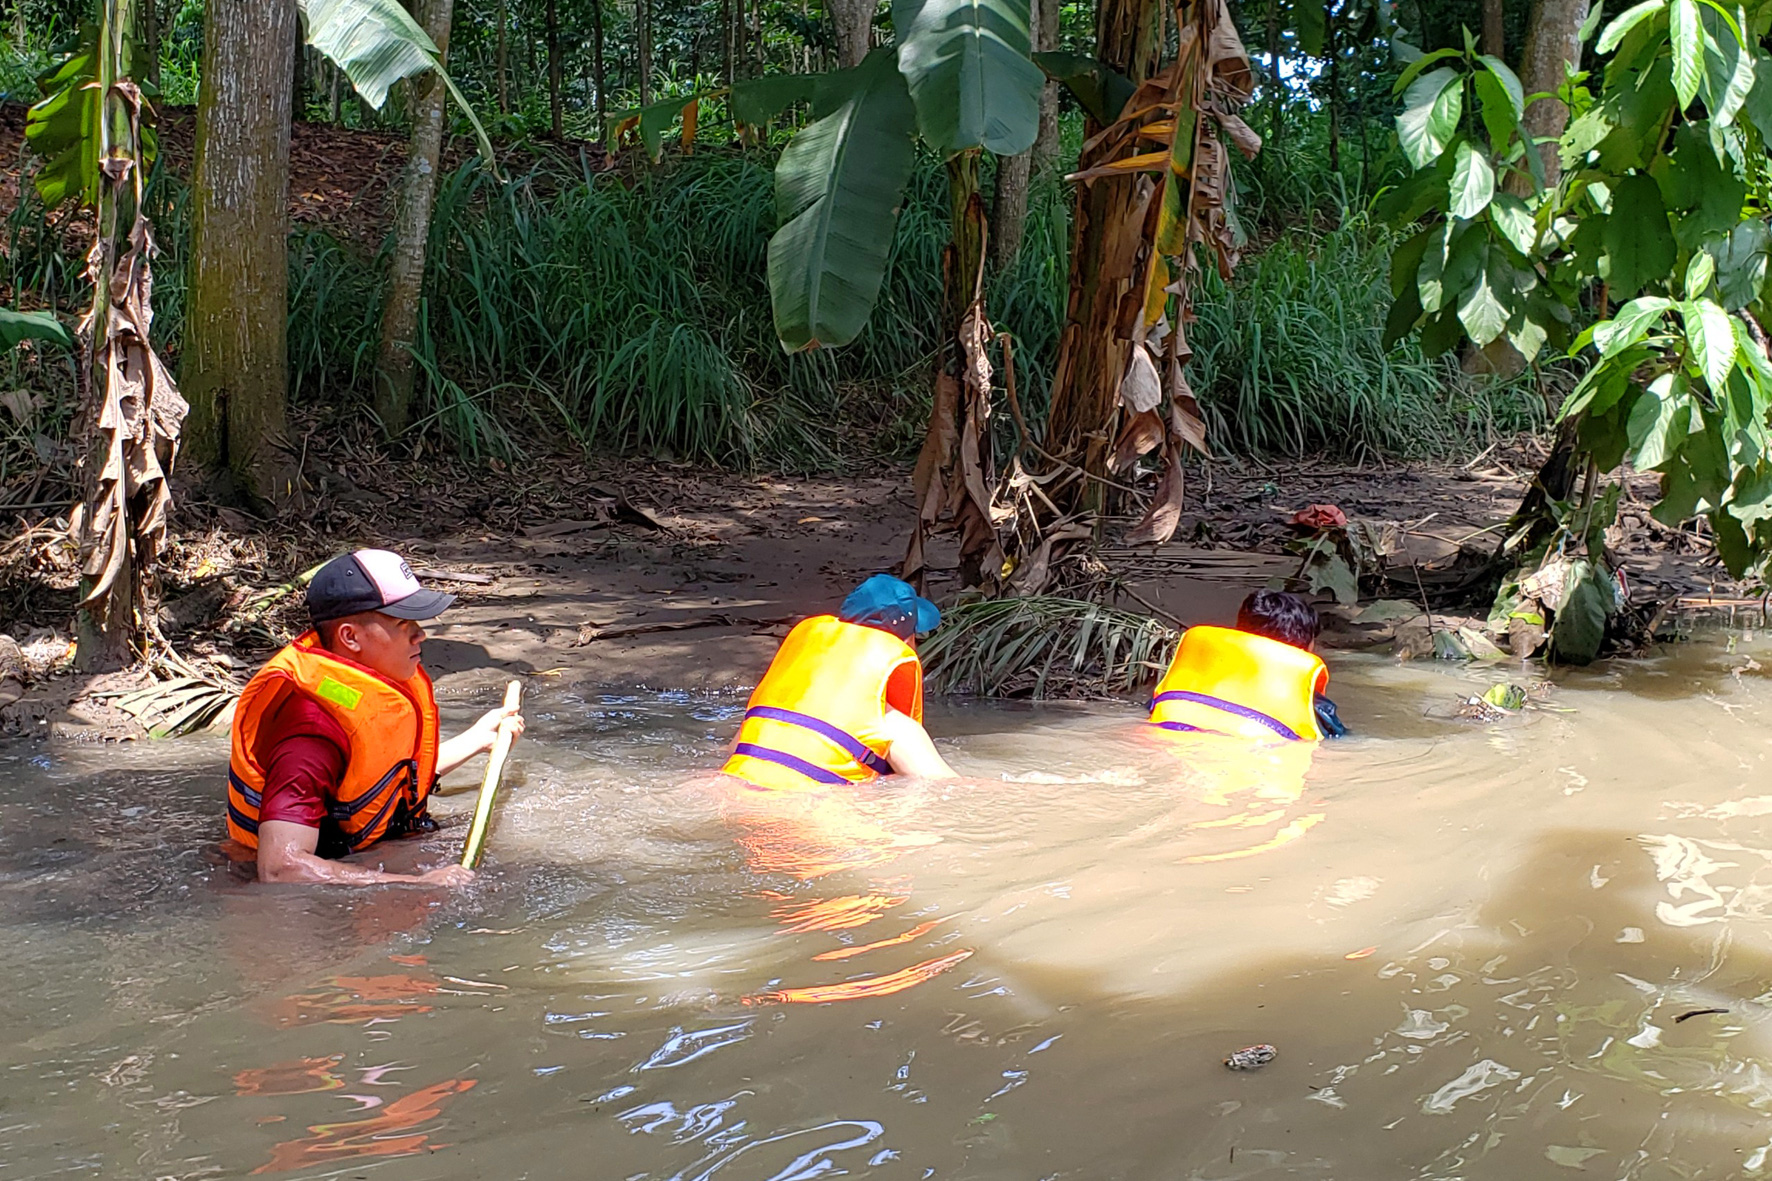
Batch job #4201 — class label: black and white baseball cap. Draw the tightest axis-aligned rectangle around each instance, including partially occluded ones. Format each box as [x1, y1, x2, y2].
[306, 549, 456, 625]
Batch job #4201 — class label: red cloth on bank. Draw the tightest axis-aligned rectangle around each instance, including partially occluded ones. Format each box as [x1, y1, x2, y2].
[256, 691, 350, 829]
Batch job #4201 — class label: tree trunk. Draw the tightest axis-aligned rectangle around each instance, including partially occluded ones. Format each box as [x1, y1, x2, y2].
[637, 0, 652, 106]
[496, 0, 509, 114]
[989, 0, 1038, 270]
[140, 0, 160, 89]
[1267, 0, 1280, 145]
[1512, 0, 1588, 189]
[1482, 0, 1506, 56]
[590, 0, 607, 140]
[828, 0, 872, 68]
[328, 60, 342, 122]
[722, 0, 734, 84]
[545, 0, 562, 135]
[292, 41, 308, 122]
[1032, 0, 1060, 169]
[1325, 0, 1339, 173]
[184, 0, 297, 504]
[374, 0, 454, 439]
[1042, 0, 1167, 509]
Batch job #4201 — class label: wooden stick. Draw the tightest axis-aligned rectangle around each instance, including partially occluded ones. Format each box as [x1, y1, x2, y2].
[461, 681, 523, 869]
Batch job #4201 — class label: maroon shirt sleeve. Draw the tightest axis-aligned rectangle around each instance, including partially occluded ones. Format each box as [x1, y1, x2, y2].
[257, 692, 350, 830]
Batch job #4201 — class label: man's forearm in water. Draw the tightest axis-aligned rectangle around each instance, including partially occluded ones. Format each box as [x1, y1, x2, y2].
[256, 820, 474, 886]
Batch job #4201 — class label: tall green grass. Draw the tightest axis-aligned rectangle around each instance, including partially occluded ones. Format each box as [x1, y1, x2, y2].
[1187, 216, 1545, 460]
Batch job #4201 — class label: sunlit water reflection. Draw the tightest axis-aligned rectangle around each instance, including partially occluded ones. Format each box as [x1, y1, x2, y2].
[7, 637, 1772, 1177]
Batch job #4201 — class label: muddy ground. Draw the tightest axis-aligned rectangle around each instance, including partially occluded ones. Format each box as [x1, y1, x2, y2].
[0, 429, 1740, 741]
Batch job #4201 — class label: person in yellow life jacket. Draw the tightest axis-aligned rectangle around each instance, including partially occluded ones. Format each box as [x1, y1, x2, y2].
[723, 574, 958, 789]
[1149, 589, 1347, 741]
[226, 549, 526, 887]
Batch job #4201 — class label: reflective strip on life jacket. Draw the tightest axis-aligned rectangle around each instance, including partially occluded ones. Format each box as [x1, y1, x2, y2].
[741, 706, 895, 776]
[1149, 689, 1304, 742]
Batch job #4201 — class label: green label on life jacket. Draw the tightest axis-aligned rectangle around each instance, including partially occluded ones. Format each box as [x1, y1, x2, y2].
[316, 676, 363, 711]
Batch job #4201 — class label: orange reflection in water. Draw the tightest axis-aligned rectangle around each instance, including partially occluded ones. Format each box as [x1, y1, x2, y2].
[251, 1078, 476, 1175]
[722, 777, 968, 1004]
[746, 949, 974, 1005]
[266, 971, 444, 1028]
[233, 1056, 346, 1097]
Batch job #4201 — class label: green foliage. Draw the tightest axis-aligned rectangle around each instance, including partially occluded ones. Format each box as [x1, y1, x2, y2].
[1031, 50, 1136, 124]
[768, 50, 919, 352]
[893, 0, 1043, 156]
[0, 309, 74, 353]
[1386, 0, 1772, 583]
[921, 595, 1177, 699]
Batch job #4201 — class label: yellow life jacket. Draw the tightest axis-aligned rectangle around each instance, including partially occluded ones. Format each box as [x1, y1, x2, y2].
[226, 631, 441, 854]
[722, 616, 923, 790]
[1148, 625, 1326, 742]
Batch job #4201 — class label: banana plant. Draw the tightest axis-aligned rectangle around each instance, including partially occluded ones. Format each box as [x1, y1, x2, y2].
[1383, 2, 1772, 660]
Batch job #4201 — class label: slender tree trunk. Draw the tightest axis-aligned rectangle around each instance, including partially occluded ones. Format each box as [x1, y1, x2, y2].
[636, 0, 652, 105]
[990, 0, 1040, 269]
[292, 41, 307, 122]
[828, 0, 872, 67]
[140, 0, 160, 89]
[1325, 0, 1339, 173]
[1482, 0, 1506, 56]
[1042, 0, 1167, 506]
[545, 0, 562, 135]
[184, 0, 297, 505]
[329, 61, 342, 122]
[1267, 0, 1281, 145]
[496, 0, 509, 114]
[374, 0, 454, 438]
[590, 0, 606, 140]
[1032, 0, 1060, 168]
[722, 0, 734, 84]
[1512, 0, 1588, 189]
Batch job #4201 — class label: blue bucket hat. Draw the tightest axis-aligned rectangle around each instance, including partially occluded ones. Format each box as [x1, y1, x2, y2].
[838, 574, 941, 639]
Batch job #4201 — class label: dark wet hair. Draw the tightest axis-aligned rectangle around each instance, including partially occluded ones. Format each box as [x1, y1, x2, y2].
[1236, 589, 1320, 650]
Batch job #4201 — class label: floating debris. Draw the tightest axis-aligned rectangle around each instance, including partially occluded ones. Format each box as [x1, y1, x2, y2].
[1224, 1044, 1277, 1070]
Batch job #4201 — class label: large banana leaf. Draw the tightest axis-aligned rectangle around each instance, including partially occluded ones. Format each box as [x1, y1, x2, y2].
[768, 50, 918, 352]
[299, 0, 494, 164]
[24, 22, 156, 211]
[893, 0, 1042, 156]
[0, 308, 74, 352]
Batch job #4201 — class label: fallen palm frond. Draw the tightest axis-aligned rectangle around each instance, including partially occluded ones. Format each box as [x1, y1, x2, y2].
[921, 595, 1177, 699]
[104, 673, 236, 737]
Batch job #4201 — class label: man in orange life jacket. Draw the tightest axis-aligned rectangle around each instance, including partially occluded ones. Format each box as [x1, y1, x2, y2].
[226, 549, 526, 886]
[1149, 589, 1346, 740]
[723, 574, 958, 788]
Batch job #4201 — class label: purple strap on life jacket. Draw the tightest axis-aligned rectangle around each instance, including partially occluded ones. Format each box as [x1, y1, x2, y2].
[1149, 690, 1303, 741]
[743, 706, 894, 776]
[732, 742, 851, 785]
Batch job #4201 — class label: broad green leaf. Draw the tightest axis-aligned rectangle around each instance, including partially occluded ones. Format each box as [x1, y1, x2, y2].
[1393, 47, 1463, 94]
[1670, 0, 1704, 107]
[1417, 221, 1457, 313]
[25, 24, 102, 211]
[1710, 218, 1770, 308]
[1459, 252, 1513, 345]
[1030, 51, 1135, 124]
[1474, 68, 1521, 150]
[1700, 5, 1755, 127]
[1490, 193, 1537, 253]
[1594, 296, 1673, 354]
[1596, 0, 1668, 54]
[1390, 226, 1437, 299]
[1549, 560, 1609, 664]
[1509, 307, 1550, 361]
[0, 308, 73, 352]
[1744, 51, 1772, 133]
[1476, 55, 1526, 119]
[1449, 141, 1496, 219]
[1294, 0, 1327, 57]
[1683, 297, 1739, 390]
[1604, 172, 1676, 296]
[1397, 68, 1463, 169]
[1580, 1, 1609, 41]
[768, 51, 918, 352]
[300, 0, 494, 164]
[1728, 465, 1772, 524]
[894, 0, 1042, 155]
[1383, 283, 1425, 350]
[731, 74, 818, 125]
[1685, 249, 1717, 296]
[1630, 371, 1690, 468]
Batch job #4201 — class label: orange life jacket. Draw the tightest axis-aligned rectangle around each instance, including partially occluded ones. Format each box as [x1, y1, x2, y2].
[1148, 625, 1327, 742]
[227, 632, 441, 854]
[722, 616, 923, 790]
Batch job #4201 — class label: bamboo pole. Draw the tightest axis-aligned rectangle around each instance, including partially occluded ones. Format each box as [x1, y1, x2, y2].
[461, 681, 523, 869]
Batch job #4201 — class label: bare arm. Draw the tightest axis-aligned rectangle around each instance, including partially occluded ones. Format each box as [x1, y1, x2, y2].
[437, 702, 526, 778]
[256, 820, 474, 886]
[878, 709, 959, 780]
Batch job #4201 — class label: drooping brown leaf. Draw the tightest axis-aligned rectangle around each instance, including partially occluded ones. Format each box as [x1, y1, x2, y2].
[1123, 445, 1185, 546]
[1108, 408, 1165, 473]
[1119, 342, 1162, 413]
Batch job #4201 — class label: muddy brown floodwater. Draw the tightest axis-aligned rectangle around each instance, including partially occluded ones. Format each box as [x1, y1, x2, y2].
[5, 634, 1772, 1178]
